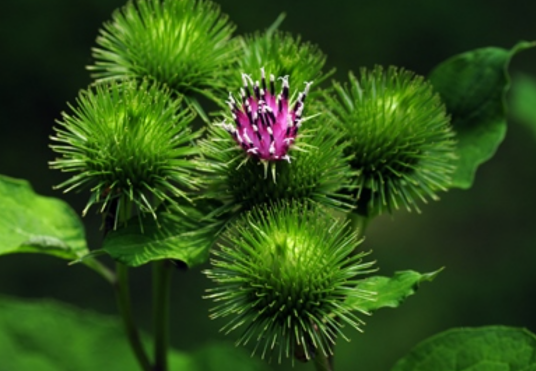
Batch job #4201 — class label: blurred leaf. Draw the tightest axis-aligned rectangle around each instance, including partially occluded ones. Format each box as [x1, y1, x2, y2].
[0, 295, 269, 371]
[0, 174, 87, 260]
[429, 41, 535, 189]
[347, 269, 442, 312]
[511, 73, 536, 139]
[391, 326, 536, 371]
[102, 207, 220, 268]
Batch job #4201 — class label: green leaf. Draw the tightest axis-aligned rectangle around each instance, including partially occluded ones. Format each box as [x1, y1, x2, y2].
[0, 175, 87, 260]
[429, 41, 535, 189]
[511, 73, 536, 140]
[347, 269, 442, 312]
[0, 295, 267, 371]
[101, 207, 220, 268]
[391, 326, 536, 371]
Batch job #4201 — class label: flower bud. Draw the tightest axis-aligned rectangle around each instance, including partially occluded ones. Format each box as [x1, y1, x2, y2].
[89, 0, 236, 99]
[204, 202, 375, 362]
[50, 80, 202, 226]
[235, 30, 333, 98]
[324, 66, 456, 215]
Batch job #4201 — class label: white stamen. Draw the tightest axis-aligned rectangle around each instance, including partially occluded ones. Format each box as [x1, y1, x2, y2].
[303, 81, 313, 96]
[269, 141, 275, 154]
[282, 155, 291, 163]
[296, 105, 304, 117]
[243, 131, 253, 144]
[242, 73, 253, 86]
[278, 75, 289, 88]
[222, 123, 234, 132]
[267, 126, 273, 135]
[284, 138, 295, 144]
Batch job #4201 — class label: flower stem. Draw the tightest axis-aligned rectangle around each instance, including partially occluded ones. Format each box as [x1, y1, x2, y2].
[153, 259, 172, 371]
[313, 351, 333, 371]
[82, 256, 116, 285]
[115, 262, 152, 371]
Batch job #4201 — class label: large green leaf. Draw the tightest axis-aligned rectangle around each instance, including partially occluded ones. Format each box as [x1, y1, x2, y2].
[429, 41, 535, 189]
[511, 73, 536, 140]
[347, 269, 441, 312]
[0, 175, 87, 260]
[391, 326, 536, 371]
[102, 208, 220, 268]
[0, 295, 269, 371]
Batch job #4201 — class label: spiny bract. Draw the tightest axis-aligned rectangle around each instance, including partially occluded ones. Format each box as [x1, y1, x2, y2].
[204, 202, 376, 363]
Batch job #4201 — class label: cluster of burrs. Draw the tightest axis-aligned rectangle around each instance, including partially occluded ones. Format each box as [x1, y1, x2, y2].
[221, 68, 312, 162]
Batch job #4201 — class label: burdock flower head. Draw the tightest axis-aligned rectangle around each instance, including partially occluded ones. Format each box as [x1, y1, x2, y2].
[201, 69, 354, 216]
[324, 66, 457, 216]
[50, 80, 202, 226]
[205, 202, 376, 363]
[219, 68, 312, 164]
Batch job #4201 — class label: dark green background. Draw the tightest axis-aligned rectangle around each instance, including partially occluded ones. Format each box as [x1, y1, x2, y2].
[1, 1, 535, 370]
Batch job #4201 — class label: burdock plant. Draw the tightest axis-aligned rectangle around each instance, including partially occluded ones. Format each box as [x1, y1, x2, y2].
[0, 0, 524, 371]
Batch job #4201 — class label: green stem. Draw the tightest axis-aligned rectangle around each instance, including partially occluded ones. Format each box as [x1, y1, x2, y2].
[313, 351, 333, 371]
[115, 262, 152, 371]
[153, 260, 172, 371]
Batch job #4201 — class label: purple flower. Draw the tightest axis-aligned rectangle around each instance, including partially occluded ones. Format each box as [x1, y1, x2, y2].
[221, 69, 312, 162]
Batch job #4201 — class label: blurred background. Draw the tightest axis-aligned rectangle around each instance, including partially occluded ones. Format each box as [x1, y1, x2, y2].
[1, 0, 535, 370]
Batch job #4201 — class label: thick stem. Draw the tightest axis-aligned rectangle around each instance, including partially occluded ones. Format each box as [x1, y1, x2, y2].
[115, 262, 152, 371]
[153, 260, 172, 371]
[313, 351, 333, 371]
